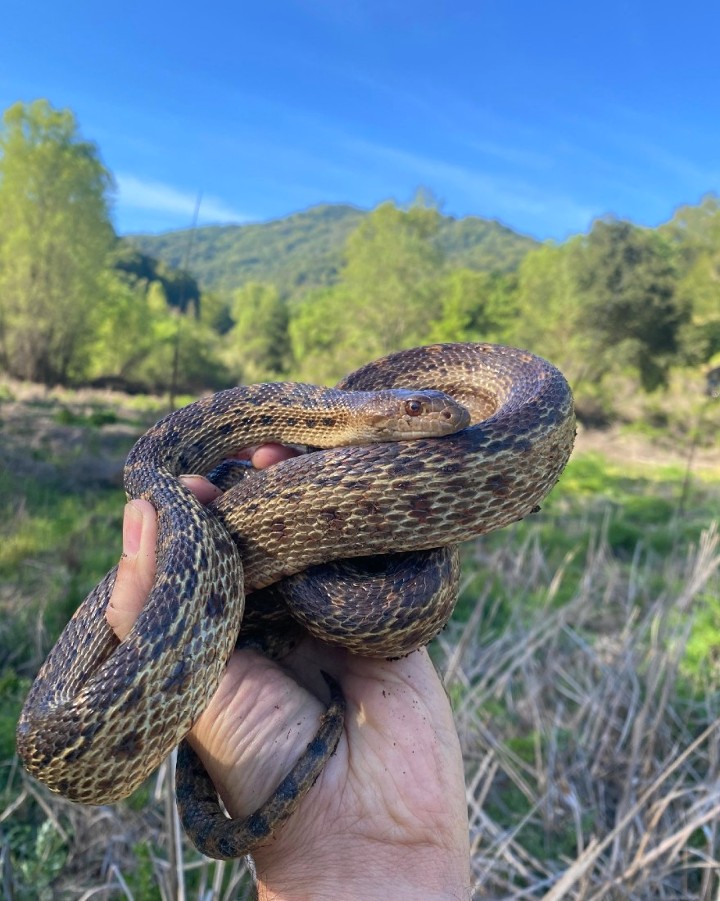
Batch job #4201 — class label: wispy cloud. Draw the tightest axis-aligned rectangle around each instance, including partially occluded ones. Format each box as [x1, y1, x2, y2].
[463, 137, 554, 171]
[116, 174, 250, 224]
[345, 138, 596, 234]
[560, 104, 720, 195]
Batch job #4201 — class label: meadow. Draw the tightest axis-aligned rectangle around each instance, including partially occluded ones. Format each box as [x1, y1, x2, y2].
[0, 379, 718, 900]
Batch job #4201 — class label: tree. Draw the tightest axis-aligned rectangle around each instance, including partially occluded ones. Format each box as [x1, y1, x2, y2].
[661, 193, 720, 260]
[290, 200, 446, 382]
[226, 282, 291, 382]
[198, 290, 233, 335]
[89, 273, 228, 394]
[661, 196, 720, 366]
[0, 100, 115, 383]
[572, 219, 688, 390]
[508, 239, 588, 384]
[429, 268, 516, 345]
[114, 245, 201, 316]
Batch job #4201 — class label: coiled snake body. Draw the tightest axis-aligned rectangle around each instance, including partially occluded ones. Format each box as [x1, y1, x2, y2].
[17, 343, 575, 858]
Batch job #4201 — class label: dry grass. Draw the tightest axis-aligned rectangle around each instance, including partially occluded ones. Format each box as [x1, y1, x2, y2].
[438, 524, 720, 900]
[2, 758, 256, 899]
[2, 523, 718, 899]
[2, 378, 719, 898]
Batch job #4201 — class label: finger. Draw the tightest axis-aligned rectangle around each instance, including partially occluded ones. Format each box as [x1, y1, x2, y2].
[250, 443, 301, 469]
[106, 477, 220, 642]
[178, 474, 224, 504]
[104, 449, 295, 640]
[106, 499, 157, 640]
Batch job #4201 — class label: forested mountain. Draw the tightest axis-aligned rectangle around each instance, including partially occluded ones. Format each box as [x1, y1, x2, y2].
[439, 214, 537, 272]
[2, 100, 719, 429]
[127, 203, 537, 296]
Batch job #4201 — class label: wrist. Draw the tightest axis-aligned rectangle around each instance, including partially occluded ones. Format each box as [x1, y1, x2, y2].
[253, 834, 472, 900]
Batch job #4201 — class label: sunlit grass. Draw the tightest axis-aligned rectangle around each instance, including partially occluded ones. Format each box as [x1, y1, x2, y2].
[0, 387, 718, 898]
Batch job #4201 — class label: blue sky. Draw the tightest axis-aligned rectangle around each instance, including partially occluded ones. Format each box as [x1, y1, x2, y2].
[2, 0, 719, 240]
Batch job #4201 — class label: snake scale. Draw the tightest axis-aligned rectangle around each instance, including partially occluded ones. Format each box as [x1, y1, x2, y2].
[17, 342, 575, 859]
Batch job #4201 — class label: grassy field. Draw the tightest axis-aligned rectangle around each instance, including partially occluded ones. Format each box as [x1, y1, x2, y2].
[0, 380, 719, 899]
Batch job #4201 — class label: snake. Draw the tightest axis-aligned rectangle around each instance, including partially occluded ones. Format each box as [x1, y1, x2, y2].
[16, 342, 575, 859]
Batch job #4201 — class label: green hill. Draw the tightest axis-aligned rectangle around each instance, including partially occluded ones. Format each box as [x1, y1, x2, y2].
[438, 213, 537, 271]
[126, 203, 537, 296]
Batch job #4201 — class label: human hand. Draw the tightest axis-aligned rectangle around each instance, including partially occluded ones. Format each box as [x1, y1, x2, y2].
[107, 445, 471, 900]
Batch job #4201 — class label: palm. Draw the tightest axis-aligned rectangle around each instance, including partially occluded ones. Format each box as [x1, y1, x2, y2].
[188, 637, 464, 866]
[108, 453, 470, 896]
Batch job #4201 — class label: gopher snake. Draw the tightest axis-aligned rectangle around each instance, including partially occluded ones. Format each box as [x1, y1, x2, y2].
[17, 342, 575, 858]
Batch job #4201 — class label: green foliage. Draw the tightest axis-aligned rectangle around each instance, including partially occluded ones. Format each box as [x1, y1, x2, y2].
[89, 272, 229, 394]
[286, 286, 343, 382]
[572, 218, 688, 390]
[663, 198, 720, 366]
[683, 598, 720, 684]
[129, 202, 536, 298]
[428, 268, 516, 343]
[0, 464, 123, 668]
[130, 203, 366, 296]
[0, 670, 28, 759]
[497, 215, 711, 408]
[0, 100, 114, 384]
[661, 193, 720, 256]
[507, 239, 589, 380]
[86, 272, 173, 388]
[3, 98, 720, 421]
[227, 282, 291, 381]
[439, 213, 537, 272]
[124, 844, 163, 900]
[290, 200, 448, 382]
[461, 450, 720, 637]
[4, 818, 69, 900]
[0, 100, 228, 394]
[199, 289, 234, 334]
[114, 244, 201, 315]
[53, 406, 118, 427]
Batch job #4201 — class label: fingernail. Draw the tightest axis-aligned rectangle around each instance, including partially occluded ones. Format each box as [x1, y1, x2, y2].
[123, 501, 144, 557]
[179, 475, 223, 502]
[179, 474, 208, 491]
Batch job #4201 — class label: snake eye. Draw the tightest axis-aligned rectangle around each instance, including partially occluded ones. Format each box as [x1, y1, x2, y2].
[405, 399, 425, 417]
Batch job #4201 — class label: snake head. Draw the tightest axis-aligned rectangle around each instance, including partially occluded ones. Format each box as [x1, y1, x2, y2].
[361, 389, 471, 441]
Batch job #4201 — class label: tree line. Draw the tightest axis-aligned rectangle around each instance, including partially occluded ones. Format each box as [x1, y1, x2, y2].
[1, 100, 719, 420]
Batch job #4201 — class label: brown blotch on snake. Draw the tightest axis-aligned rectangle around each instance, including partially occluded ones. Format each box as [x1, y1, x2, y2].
[16, 343, 575, 860]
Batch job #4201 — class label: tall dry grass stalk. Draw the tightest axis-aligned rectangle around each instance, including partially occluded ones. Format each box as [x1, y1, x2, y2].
[439, 523, 720, 900]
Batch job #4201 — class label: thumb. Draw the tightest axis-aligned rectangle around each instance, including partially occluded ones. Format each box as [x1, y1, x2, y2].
[105, 476, 222, 641]
[106, 499, 157, 640]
